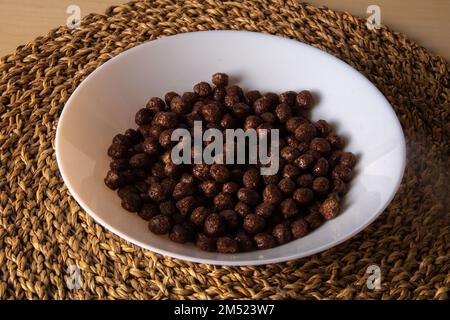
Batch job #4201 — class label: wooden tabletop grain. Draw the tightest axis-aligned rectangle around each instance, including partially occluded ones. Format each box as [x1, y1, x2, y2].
[0, 0, 449, 61]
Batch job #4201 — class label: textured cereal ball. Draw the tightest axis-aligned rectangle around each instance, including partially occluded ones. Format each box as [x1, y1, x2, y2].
[278, 178, 296, 194]
[305, 210, 323, 229]
[138, 203, 159, 221]
[212, 73, 229, 87]
[262, 184, 283, 205]
[310, 137, 331, 154]
[192, 164, 211, 180]
[159, 200, 177, 215]
[279, 91, 296, 106]
[147, 124, 164, 140]
[222, 181, 239, 195]
[193, 81, 212, 97]
[201, 103, 222, 123]
[164, 91, 179, 106]
[279, 198, 300, 218]
[244, 115, 263, 130]
[151, 162, 165, 179]
[220, 210, 240, 229]
[242, 168, 260, 189]
[235, 231, 254, 252]
[224, 94, 241, 108]
[148, 214, 172, 235]
[264, 92, 279, 106]
[294, 123, 317, 142]
[226, 85, 244, 98]
[282, 164, 300, 179]
[164, 162, 182, 178]
[297, 173, 314, 187]
[182, 91, 199, 105]
[213, 192, 234, 210]
[296, 90, 314, 109]
[216, 236, 238, 253]
[291, 219, 309, 239]
[285, 116, 308, 133]
[107, 143, 128, 159]
[204, 213, 226, 237]
[340, 152, 357, 168]
[232, 102, 251, 120]
[254, 233, 276, 250]
[176, 196, 198, 216]
[243, 214, 266, 234]
[172, 182, 196, 200]
[253, 97, 272, 115]
[117, 185, 138, 200]
[104, 170, 124, 190]
[327, 133, 344, 149]
[153, 111, 178, 128]
[275, 103, 292, 123]
[314, 119, 331, 137]
[280, 146, 300, 163]
[293, 188, 314, 205]
[213, 86, 227, 102]
[110, 158, 128, 171]
[161, 178, 178, 197]
[220, 113, 237, 129]
[272, 223, 292, 245]
[141, 137, 160, 156]
[196, 233, 216, 252]
[146, 97, 165, 114]
[320, 193, 341, 220]
[135, 108, 153, 126]
[170, 95, 191, 114]
[245, 90, 262, 106]
[332, 178, 347, 195]
[199, 180, 221, 198]
[112, 134, 132, 147]
[332, 164, 353, 182]
[129, 153, 151, 168]
[260, 112, 277, 124]
[147, 183, 166, 203]
[234, 201, 252, 217]
[180, 173, 195, 184]
[312, 158, 329, 177]
[237, 188, 261, 206]
[262, 174, 279, 185]
[169, 224, 191, 243]
[312, 177, 330, 194]
[210, 164, 230, 183]
[190, 206, 211, 227]
[255, 202, 274, 218]
[124, 128, 142, 144]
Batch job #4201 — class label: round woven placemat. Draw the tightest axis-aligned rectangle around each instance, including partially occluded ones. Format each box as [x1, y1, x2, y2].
[0, 0, 448, 300]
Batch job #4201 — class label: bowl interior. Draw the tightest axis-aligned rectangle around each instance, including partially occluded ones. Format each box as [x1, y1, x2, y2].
[56, 31, 405, 265]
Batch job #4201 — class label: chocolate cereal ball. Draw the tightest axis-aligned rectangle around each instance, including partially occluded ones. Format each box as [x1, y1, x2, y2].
[222, 181, 239, 194]
[199, 180, 221, 198]
[255, 202, 274, 218]
[312, 177, 330, 194]
[332, 164, 353, 182]
[319, 193, 340, 220]
[293, 188, 314, 205]
[286, 117, 308, 133]
[202, 103, 222, 123]
[291, 219, 309, 239]
[279, 91, 296, 106]
[280, 146, 300, 163]
[262, 184, 283, 205]
[176, 196, 198, 216]
[279, 198, 300, 218]
[254, 233, 276, 250]
[234, 201, 252, 217]
[190, 206, 211, 227]
[138, 203, 159, 220]
[278, 178, 296, 194]
[214, 192, 234, 210]
[170, 95, 191, 114]
[296, 90, 314, 109]
[237, 188, 261, 206]
[220, 210, 240, 229]
[193, 82, 212, 97]
[242, 168, 260, 189]
[340, 152, 357, 168]
[294, 123, 317, 142]
[310, 137, 331, 154]
[104, 170, 124, 190]
[169, 224, 191, 243]
[275, 103, 292, 123]
[312, 158, 329, 177]
[210, 164, 230, 182]
[212, 73, 229, 87]
[272, 223, 292, 245]
[216, 236, 238, 253]
[196, 233, 216, 252]
[109, 158, 129, 172]
[148, 214, 172, 235]
[243, 214, 266, 234]
[204, 213, 226, 237]
[297, 173, 314, 187]
[107, 143, 128, 159]
[121, 192, 142, 212]
[235, 231, 254, 252]
[245, 90, 262, 106]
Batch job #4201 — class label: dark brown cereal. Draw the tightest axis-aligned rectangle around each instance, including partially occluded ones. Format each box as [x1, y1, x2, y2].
[120, 192, 142, 212]
[312, 158, 329, 176]
[232, 102, 251, 120]
[253, 97, 272, 115]
[220, 113, 237, 129]
[172, 181, 196, 200]
[312, 177, 330, 194]
[201, 103, 222, 123]
[305, 210, 323, 230]
[332, 164, 353, 182]
[199, 180, 222, 198]
[204, 213, 226, 237]
[235, 231, 254, 252]
[153, 111, 178, 128]
[245, 90, 262, 106]
[260, 112, 277, 124]
[244, 115, 263, 130]
[222, 181, 239, 194]
[135, 108, 153, 125]
[262, 184, 283, 205]
[272, 223, 292, 245]
[182, 91, 199, 105]
[194, 82, 212, 97]
[159, 200, 177, 215]
[112, 134, 132, 147]
[164, 162, 182, 177]
[212, 73, 229, 87]
[310, 137, 331, 154]
[147, 183, 166, 203]
[213, 86, 227, 102]
[262, 174, 279, 185]
[282, 164, 300, 179]
[107, 143, 128, 159]
[314, 120, 331, 137]
[327, 133, 344, 149]
[176, 196, 198, 216]
[254, 233, 276, 250]
[129, 153, 151, 168]
[332, 178, 347, 195]
[226, 85, 244, 98]
[280, 146, 300, 163]
[138, 203, 159, 220]
[213, 192, 234, 210]
[255, 202, 274, 218]
[264, 92, 279, 106]
[297, 173, 314, 187]
[110, 159, 128, 171]
[210, 164, 230, 182]
[196, 233, 216, 252]
[319, 193, 340, 220]
[296, 90, 314, 109]
[293, 188, 314, 205]
[104, 170, 124, 190]
[190, 206, 211, 227]
[169, 224, 191, 243]
[124, 128, 141, 144]
[224, 94, 241, 108]
[290, 219, 309, 239]
[278, 178, 296, 194]
[164, 91, 179, 106]
[234, 201, 252, 217]
[286, 116, 308, 133]
[279, 198, 300, 218]
[148, 214, 172, 235]
[219, 210, 240, 229]
[340, 152, 357, 168]
[170, 95, 191, 114]
[279, 91, 296, 106]
[243, 214, 266, 234]
[294, 123, 317, 142]
[275, 103, 292, 123]
[146, 97, 166, 113]
[216, 236, 238, 253]
[242, 168, 260, 189]
[192, 164, 211, 180]
[237, 188, 261, 206]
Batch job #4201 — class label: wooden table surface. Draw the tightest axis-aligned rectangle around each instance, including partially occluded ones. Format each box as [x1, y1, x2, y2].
[0, 0, 449, 61]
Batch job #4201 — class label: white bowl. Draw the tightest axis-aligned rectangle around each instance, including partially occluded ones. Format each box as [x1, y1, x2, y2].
[56, 30, 406, 266]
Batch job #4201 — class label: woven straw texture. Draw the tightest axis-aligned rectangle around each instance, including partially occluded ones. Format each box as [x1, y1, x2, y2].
[0, 0, 448, 300]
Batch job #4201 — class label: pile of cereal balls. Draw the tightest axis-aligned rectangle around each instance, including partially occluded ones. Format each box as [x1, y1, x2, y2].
[104, 73, 356, 253]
